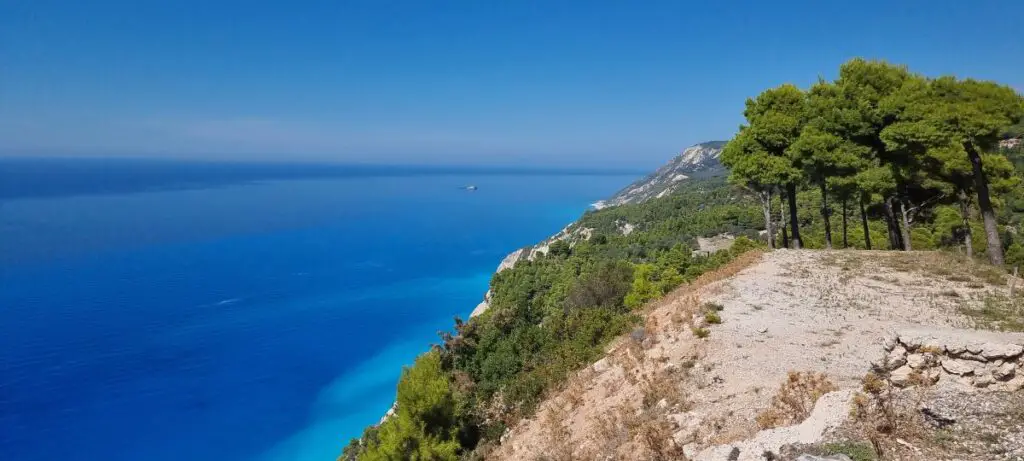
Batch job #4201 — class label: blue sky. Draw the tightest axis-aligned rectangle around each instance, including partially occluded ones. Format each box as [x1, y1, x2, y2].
[2, 1, 1023, 168]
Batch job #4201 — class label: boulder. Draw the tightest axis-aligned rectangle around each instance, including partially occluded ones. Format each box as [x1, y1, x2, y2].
[899, 334, 923, 350]
[974, 374, 994, 388]
[993, 362, 1016, 381]
[941, 358, 978, 376]
[882, 336, 896, 352]
[890, 365, 917, 387]
[946, 343, 967, 355]
[886, 345, 908, 370]
[906, 353, 930, 369]
[981, 343, 1024, 360]
[996, 375, 1024, 392]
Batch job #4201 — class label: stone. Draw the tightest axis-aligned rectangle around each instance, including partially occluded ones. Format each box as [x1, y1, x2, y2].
[959, 351, 987, 362]
[981, 343, 1024, 360]
[797, 455, 853, 461]
[907, 353, 929, 369]
[886, 345, 908, 370]
[899, 334, 923, 350]
[890, 365, 917, 387]
[996, 375, 1024, 392]
[941, 358, 977, 376]
[974, 374, 994, 388]
[920, 406, 956, 428]
[946, 343, 967, 355]
[882, 336, 896, 352]
[993, 362, 1016, 381]
[682, 443, 698, 460]
[592, 358, 611, 373]
[886, 355, 907, 371]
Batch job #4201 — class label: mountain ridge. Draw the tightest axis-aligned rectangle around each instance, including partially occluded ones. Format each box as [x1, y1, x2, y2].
[593, 141, 727, 209]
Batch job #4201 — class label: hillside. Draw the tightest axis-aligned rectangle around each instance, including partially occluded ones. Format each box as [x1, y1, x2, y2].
[594, 141, 727, 209]
[493, 250, 1024, 461]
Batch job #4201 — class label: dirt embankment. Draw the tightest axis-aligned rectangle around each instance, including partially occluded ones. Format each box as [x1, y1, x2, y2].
[489, 250, 1024, 461]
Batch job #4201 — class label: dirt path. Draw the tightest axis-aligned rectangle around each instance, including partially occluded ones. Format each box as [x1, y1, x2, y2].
[490, 250, 1024, 461]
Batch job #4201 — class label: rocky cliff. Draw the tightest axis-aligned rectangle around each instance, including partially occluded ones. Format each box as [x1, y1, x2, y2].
[593, 141, 727, 209]
[470, 141, 726, 318]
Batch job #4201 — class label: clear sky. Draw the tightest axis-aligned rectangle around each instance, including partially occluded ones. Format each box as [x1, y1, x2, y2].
[3, 0, 1023, 168]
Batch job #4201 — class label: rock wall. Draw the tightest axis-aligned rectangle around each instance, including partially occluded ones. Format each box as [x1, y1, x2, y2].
[877, 331, 1024, 391]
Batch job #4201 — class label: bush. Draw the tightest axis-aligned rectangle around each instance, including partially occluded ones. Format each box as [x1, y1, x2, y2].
[756, 371, 837, 429]
[359, 351, 464, 460]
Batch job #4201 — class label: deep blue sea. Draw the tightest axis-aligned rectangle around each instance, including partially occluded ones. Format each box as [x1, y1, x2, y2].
[0, 158, 638, 461]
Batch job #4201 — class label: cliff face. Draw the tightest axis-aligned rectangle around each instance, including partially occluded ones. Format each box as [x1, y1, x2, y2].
[469, 141, 727, 318]
[593, 141, 727, 209]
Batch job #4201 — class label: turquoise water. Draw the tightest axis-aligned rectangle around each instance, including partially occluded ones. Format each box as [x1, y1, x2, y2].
[0, 160, 636, 461]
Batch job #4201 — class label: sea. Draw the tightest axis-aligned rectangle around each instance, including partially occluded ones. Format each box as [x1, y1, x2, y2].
[0, 157, 639, 461]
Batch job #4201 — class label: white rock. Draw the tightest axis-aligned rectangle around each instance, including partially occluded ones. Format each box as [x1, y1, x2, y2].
[797, 455, 853, 461]
[974, 374, 994, 388]
[906, 353, 928, 369]
[899, 335, 923, 350]
[592, 358, 611, 373]
[946, 343, 967, 355]
[890, 365, 916, 387]
[941, 358, 977, 376]
[993, 362, 1016, 381]
[682, 443, 698, 459]
[959, 351, 987, 362]
[981, 343, 1024, 360]
[996, 375, 1024, 392]
[886, 346, 907, 370]
[882, 336, 896, 352]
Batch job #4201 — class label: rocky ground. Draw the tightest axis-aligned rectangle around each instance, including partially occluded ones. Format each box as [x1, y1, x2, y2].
[488, 250, 1024, 461]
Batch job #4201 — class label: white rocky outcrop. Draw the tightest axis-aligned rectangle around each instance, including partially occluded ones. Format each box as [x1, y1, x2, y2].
[598, 141, 727, 208]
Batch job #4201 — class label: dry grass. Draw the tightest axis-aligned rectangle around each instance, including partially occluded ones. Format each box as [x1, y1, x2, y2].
[538, 405, 574, 461]
[756, 371, 839, 429]
[958, 294, 1024, 331]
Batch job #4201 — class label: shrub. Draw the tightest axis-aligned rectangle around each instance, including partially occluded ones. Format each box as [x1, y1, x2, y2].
[703, 301, 725, 311]
[704, 311, 722, 324]
[691, 327, 710, 339]
[756, 371, 838, 429]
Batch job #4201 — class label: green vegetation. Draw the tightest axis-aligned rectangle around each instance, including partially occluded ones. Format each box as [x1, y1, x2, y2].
[342, 179, 764, 459]
[821, 441, 877, 461]
[723, 58, 1024, 266]
[342, 58, 1024, 460]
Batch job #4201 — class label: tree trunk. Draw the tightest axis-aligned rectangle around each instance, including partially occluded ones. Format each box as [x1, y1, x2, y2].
[860, 196, 871, 250]
[958, 189, 974, 258]
[819, 182, 832, 249]
[786, 183, 802, 249]
[841, 197, 849, 249]
[760, 190, 775, 249]
[898, 198, 913, 251]
[883, 197, 904, 251]
[965, 143, 1004, 265]
[778, 188, 789, 248]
